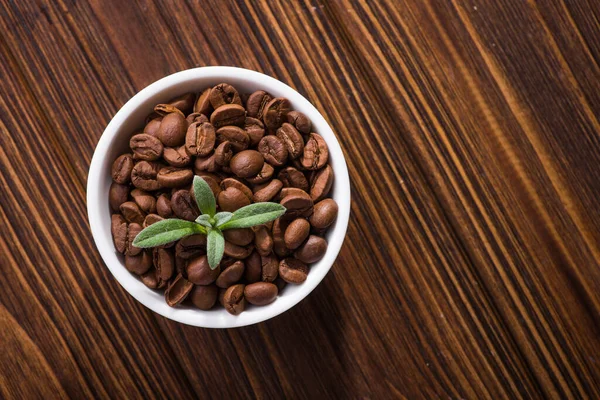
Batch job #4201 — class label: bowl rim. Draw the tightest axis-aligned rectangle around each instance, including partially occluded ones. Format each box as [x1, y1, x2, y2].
[87, 66, 350, 328]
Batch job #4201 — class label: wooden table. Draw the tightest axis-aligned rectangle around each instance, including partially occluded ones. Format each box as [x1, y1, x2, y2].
[2, 1, 599, 398]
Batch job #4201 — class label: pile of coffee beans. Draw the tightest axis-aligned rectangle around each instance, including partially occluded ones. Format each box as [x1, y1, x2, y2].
[110, 83, 338, 314]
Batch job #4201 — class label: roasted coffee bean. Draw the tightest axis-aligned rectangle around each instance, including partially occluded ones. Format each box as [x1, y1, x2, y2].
[113, 217, 135, 254]
[223, 284, 246, 315]
[168, 92, 196, 113]
[189, 284, 218, 310]
[272, 218, 291, 257]
[280, 191, 313, 218]
[156, 194, 173, 218]
[278, 167, 309, 192]
[220, 178, 253, 202]
[263, 97, 291, 130]
[240, 92, 250, 107]
[125, 223, 142, 256]
[294, 235, 327, 263]
[141, 270, 161, 289]
[171, 189, 200, 221]
[157, 112, 187, 147]
[224, 241, 253, 259]
[284, 219, 310, 250]
[214, 141, 233, 166]
[158, 275, 168, 289]
[194, 88, 213, 115]
[209, 83, 242, 108]
[253, 179, 283, 203]
[245, 117, 265, 146]
[246, 162, 275, 184]
[144, 117, 162, 137]
[143, 213, 163, 228]
[216, 261, 245, 288]
[154, 104, 185, 117]
[244, 282, 278, 306]
[211, 104, 246, 128]
[157, 167, 193, 188]
[194, 154, 218, 173]
[258, 135, 288, 167]
[246, 90, 272, 119]
[175, 256, 187, 275]
[245, 251, 262, 283]
[230, 150, 264, 178]
[163, 145, 191, 167]
[253, 225, 273, 256]
[277, 187, 308, 202]
[186, 112, 209, 125]
[120, 201, 146, 224]
[198, 171, 225, 184]
[159, 241, 176, 250]
[310, 164, 334, 202]
[195, 173, 221, 198]
[185, 122, 215, 157]
[109, 182, 129, 211]
[270, 280, 285, 299]
[286, 111, 311, 134]
[145, 111, 161, 122]
[261, 253, 279, 282]
[218, 186, 251, 212]
[276, 123, 304, 159]
[153, 248, 175, 281]
[279, 258, 308, 284]
[131, 189, 156, 213]
[131, 161, 162, 191]
[273, 277, 285, 293]
[111, 154, 134, 184]
[186, 255, 220, 285]
[216, 126, 249, 152]
[263, 220, 275, 230]
[219, 256, 239, 269]
[111, 214, 128, 254]
[310, 199, 338, 230]
[130, 133, 164, 161]
[165, 273, 193, 307]
[176, 235, 207, 259]
[221, 164, 232, 175]
[300, 133, 328, 170]
[125, 250, 152, 275]
[291, 158, 306, 172]
[223, 228, 254, 246]
[218, 288, 227, 307]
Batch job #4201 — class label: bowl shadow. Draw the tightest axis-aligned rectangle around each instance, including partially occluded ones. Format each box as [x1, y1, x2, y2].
[231, 267, 357, 398]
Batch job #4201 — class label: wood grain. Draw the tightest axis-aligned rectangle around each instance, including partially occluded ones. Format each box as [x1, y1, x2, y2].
[1, 0, 599, 398]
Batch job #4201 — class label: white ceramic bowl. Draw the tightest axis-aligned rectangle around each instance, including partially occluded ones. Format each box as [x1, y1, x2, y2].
[87, 67, 350, 328]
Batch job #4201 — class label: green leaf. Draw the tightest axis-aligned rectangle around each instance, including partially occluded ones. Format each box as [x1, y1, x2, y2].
[214, 212, 233, 227]
[195, 214, 212, 228]
[220, 203, 286, 230]
[206, 228, 224, 270]
[193, 176, 216, 217]
[132, 219, 206, 248]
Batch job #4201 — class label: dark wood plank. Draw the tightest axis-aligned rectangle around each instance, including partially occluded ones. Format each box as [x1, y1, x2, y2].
[0, 0, 599, 398]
